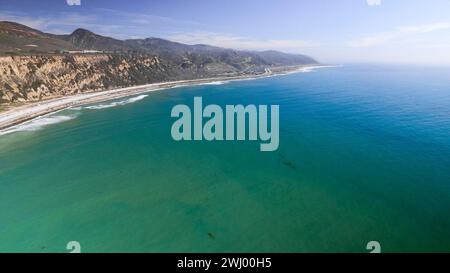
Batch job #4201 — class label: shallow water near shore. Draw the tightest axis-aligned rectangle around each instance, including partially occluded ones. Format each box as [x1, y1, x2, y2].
[1, 64, 450, 252]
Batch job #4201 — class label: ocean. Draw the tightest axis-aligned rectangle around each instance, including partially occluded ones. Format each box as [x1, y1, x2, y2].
[1, 64, 450, 252]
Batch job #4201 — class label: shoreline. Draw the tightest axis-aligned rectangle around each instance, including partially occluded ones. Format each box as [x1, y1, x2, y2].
[0, 64, 330, 133]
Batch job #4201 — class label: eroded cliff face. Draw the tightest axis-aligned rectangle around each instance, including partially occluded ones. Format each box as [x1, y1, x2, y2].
[0, 54, 241, 103]
[0, 22, 318, 104]
[0, 54, 169, 103]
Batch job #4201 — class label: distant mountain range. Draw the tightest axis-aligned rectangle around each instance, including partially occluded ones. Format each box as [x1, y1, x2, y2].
[0, 21, 318, 103]
[0, 21, 317, 66]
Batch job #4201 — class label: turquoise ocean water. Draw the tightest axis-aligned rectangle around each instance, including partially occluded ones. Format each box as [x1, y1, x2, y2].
[1, 64, 450, 252]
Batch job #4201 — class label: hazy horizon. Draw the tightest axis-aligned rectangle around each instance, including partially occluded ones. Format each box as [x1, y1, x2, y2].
[1, 0, 450, 65]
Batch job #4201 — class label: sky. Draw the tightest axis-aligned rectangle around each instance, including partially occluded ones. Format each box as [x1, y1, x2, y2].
[1, 0, 450, 65]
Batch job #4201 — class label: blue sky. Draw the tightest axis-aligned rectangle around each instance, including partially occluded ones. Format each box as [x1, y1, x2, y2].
[1, 0, 450, 64]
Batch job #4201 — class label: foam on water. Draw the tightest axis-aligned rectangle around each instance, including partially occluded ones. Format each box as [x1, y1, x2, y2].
[83, 94, 148, 110]
[171, 84, 189, 89]
[200, 81, 228, 85]
[0, 114, 77, 136]
[171, 81, 228, 89]
[284, 65, 341, 75]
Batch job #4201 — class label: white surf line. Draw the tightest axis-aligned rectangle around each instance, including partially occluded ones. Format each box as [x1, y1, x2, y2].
[82, 94, 149, 110]
[0, 79, 216, 131]
[0, 65, 337, 133]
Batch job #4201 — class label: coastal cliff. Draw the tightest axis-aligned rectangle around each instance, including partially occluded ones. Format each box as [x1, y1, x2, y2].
[0, 54, 162, 103]
[0, 21, 318, 104]
[0, 53, 270, 103]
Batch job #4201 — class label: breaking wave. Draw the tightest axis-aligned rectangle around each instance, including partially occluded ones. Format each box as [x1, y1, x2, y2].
[0, 114, 77, 136]
[200, 81, 228, 85]
[83, 95, 148, 110]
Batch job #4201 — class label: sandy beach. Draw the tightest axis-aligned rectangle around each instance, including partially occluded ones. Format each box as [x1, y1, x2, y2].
[0, 65, 325, 132]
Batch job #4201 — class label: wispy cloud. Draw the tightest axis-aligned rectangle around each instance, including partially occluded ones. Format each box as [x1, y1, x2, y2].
[0, 10, 95, 30]
[93, 8, 202, 28]
[0, 8, 316, 52]
[167, 32, 317, 52]
[350, 22, 450, 47]
[0, 9, 202, 39]
[397, 22, 450, 33]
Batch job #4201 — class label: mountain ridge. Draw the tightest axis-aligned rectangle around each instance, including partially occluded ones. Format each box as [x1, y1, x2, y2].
[0, 21, 317, 64]
[0, 21, 318, 104]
